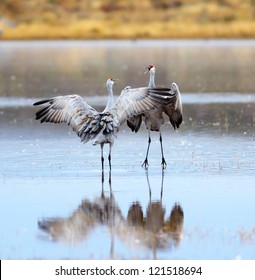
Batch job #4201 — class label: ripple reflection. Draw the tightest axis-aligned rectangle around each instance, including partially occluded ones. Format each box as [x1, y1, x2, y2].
[38, 171, 184, 259]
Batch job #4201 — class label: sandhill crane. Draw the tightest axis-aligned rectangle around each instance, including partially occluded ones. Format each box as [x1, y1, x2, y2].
[127, 65, 182, 169]
[33, 78, 173, 181]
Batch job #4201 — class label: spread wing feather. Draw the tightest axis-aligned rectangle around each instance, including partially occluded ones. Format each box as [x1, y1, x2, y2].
[111, 86, 173, 125]
[33, 94, 97, 136]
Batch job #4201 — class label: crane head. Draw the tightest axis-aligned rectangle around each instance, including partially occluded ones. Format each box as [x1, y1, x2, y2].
[106, 78, 118, 87]
[144, 65, 155, 74]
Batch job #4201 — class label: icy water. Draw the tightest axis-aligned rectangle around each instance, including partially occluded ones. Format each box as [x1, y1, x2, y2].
[0, 40, 255, 260]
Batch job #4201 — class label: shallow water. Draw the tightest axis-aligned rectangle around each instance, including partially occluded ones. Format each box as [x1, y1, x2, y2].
[1, 39, 255, 98]
[0, 40, 255, 260]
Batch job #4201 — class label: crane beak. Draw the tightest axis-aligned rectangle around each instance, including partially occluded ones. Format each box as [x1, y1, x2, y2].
[112, 78, 118, 85]
[144, 66, 150, 74]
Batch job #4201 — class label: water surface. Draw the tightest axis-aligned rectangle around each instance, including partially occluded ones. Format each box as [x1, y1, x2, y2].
[1, 39, 255, 98]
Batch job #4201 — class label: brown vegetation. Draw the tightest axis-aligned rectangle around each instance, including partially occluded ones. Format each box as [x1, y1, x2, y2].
[0, 0, 255, 39]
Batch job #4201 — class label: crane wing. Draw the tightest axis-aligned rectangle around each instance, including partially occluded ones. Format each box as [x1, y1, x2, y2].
[163, 83, 183, 129]
[33, 94, 98, 136]
[111, 86, 172, 125]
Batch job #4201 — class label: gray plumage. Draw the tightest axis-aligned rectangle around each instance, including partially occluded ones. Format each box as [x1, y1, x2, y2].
[127, 65, 183, 168]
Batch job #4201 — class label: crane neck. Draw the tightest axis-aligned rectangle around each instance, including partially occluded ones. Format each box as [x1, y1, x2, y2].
[103, 83, 114, 113]
[148, 71, 156, 88]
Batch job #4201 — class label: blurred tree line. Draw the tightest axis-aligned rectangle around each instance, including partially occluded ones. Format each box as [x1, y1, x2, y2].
[1, 0, 254, 39]
[1, 0, 254, 22]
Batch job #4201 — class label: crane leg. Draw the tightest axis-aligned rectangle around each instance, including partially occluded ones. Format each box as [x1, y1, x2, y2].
[142, 130, 151, 169]
[160, 168, 165, 201]
[145, 169, 151, 200]
[101, 179, 105, 198]
[159, 131, 167, 169]
[101, 144, 104, 182]
[108, 144, 112, 185]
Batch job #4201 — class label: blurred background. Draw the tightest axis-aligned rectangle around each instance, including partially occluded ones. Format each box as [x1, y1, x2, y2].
[0, 0, 255, 39]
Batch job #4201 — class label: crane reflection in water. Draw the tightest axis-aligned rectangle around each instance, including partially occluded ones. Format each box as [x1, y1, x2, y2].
[38, 171, 184, 259]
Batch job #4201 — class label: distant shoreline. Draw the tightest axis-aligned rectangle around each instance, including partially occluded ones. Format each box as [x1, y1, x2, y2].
[1, 21, 255, 40]
[1, 38, 255, 44]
